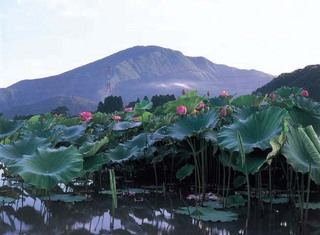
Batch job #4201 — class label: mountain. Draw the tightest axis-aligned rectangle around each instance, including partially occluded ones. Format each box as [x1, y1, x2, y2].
[3, 96, 97, 118]
[0, 45, 273, 118]
[254, 65, 320, 101]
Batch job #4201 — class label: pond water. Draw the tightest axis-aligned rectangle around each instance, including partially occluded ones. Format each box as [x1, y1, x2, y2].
[1, 171, 320, 235]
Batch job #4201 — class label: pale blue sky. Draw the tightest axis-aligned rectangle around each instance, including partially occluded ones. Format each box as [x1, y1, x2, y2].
[1, 0, 320, 88]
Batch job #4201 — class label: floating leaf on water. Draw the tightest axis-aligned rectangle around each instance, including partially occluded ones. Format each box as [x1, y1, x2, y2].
[262, 195, 289, 204]
[175, 206, 238, 222]
[202, 201, 224, 209]
[39, 194, 87, 202]
[296, 202, 320, 210]
[0, 196, 16, 204]
[226, 194, 246, 207]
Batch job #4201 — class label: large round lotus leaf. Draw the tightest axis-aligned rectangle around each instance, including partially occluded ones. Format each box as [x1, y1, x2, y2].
[0, 118, 24, 140]
[282, 125, 320, 185]
[233, 106, 261, 120]
[231, 94, 266, 107]
[166, 109, 219, 140]
[79, 136, 109, 158]
[162, 91, 203, 115]
[8, 146, 83, 191]
[218, 106, 288, 153]
[287, 97, 320, 134]
[52, 124, 86, 144]
[113, 121, 142, 131]
[82, 152, 106, 173]
[125, 133, 155, 149]
[0, 137, 51, 166]
[274, 86, 302, 98]
[105, 144, 139, 163]
[24, 114, 55, 131]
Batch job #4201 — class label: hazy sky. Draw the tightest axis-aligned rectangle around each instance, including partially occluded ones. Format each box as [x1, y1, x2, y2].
[1, 0, 320, 88]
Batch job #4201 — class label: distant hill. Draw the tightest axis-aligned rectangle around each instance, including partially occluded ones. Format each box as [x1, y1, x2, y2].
[3, 96, 97, 119]
[254, 65, 320, 101]
[0, 45, 273, 118]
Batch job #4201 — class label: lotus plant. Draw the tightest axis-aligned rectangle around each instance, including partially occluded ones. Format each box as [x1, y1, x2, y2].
[112, 115, 121, 121]
[301, 90, 309, 97]
[220, 90, 228, 97]
[79, 112, 92, 122]
[176, 105, 187, 116]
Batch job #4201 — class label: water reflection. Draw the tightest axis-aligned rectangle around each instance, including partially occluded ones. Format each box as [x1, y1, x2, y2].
[1, 173, 320, 234]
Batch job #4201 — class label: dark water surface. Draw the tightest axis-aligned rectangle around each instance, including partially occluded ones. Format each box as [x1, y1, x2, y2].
[1, 169, 320, 235]
[1, 191, 320, 235]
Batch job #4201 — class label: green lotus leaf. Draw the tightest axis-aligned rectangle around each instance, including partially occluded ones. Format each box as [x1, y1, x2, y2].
[105, 144, 139, 163]
[281, 125, 320, 185]
[231, 94, 266, 107]
[226, 194, 246, 207]
[8, 146, 83, 191]
[54, 124, 86, 142]
[0, 136, 51, 166]
[163, 92, 203, 115]
[218, 106, 288, 153]
[176, 164, 194, 180]
[233, 106, 261, 120]
[219, 151, 267, 175]
[24, 114, 55, 131]
[134, 99, 153, 110]
[39, 193, 87, 202]
[113, 121, 142, 131]
[209, 96, 228, 107]
[79, 136, 109, 158]
[296, 202, 320, 210]
[166, 109, 219, 140]
[0, 196, 16, 204]
[274, 86, 302, 98]
[125, 133, 155, 149]
[175, 206, 238, 222]
[82, 153, 106, 173]
[0, 117, 24, 140]
[287, 97, 320, 134]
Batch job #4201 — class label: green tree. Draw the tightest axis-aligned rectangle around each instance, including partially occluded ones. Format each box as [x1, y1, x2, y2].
[51, 106, 69, 116]
[97, 95, 123, 113]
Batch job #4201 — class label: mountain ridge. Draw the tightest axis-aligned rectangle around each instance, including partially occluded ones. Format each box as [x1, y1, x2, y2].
[0, 45, 274, 118]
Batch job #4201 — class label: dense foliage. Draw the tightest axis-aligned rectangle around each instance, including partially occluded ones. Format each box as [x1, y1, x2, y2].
[254, 64, 320, 102]
[0, 86, 319, 224]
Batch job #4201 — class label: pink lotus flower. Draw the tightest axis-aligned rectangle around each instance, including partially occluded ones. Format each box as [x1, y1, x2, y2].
[176, 105, 187, 116]
[301, 90, 309, 97]
[220, 90, 228, 97]
[196, 103, 206, 110]
[124, 107, 133, 112]
[112, 115, 121, 121]
[290, 93, 294, 97]
[79, 112, 92, 122]
[182, 89, 186, 95]
[220, 108, 227, 117]
[269, 92, 276, 101]
[41, 118, 46, 123]
[132, 117, 139, 122]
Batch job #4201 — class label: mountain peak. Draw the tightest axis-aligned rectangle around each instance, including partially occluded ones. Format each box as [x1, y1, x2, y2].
[1, 45, 273, 118]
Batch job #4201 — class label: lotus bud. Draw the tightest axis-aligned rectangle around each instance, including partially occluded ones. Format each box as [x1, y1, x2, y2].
[124, 107, 133, 112]
[220, 108, 227, 117]
[132, 117, 139, 122]
[301, 90, 309, 97]
[269, 91, 276, 101]
[182, 89, 186, 95]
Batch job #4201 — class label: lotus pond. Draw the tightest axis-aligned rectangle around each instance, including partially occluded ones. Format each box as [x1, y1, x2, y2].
[1, 87, 320, 234]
